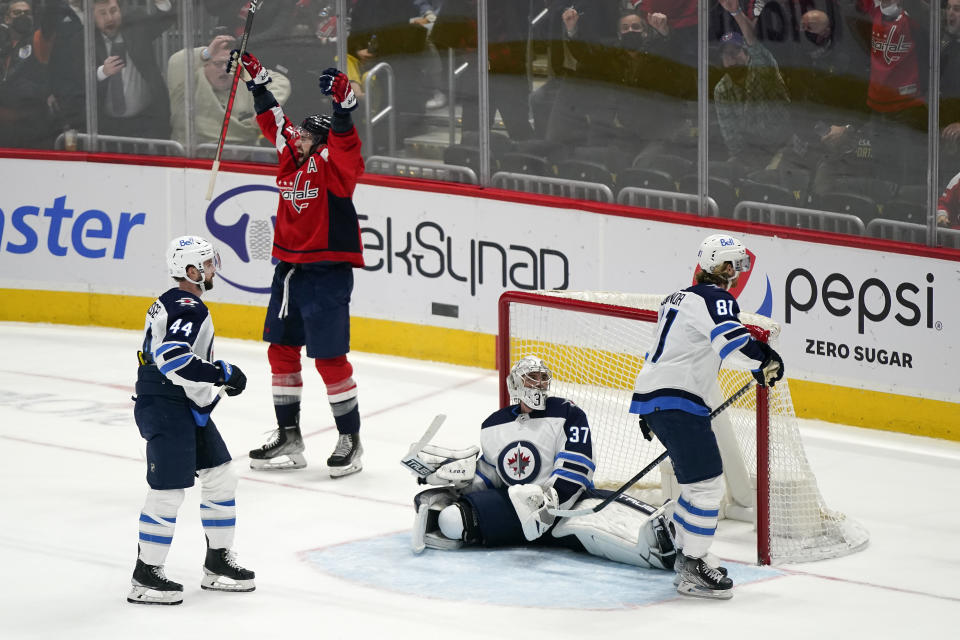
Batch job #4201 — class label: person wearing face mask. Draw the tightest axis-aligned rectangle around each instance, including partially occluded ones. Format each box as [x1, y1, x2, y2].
[845, 0, 930, 187]
[0, 0, 55, 148]
[591, 8, 689, 157]
[770, 5, 870, 184]
[939, 0, 960, 179]
[712, 0, 790, 172]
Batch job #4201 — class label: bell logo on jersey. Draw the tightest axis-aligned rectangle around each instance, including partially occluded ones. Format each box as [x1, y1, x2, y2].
[279, 172, 319, 214]
[498, 440, 541, 484]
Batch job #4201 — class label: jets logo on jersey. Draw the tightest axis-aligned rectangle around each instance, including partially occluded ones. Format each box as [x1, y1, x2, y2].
[279, 172, 319, 214]
[498, 440, 541, 484]
[176, 297, 199, 307]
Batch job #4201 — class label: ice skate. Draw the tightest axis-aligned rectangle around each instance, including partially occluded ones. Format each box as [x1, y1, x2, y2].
[249, 425, 306, 470]
[127, 559, 183, 605]
[201, 548, 256, 592]
[676, 554, 734, 600]
[327, 432, 362, 478]
[673, 550, 728, 586]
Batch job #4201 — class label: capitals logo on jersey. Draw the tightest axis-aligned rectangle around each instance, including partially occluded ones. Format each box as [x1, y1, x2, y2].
[498, 440, 542, 484]
[873, 24, 912, 65]
[279, 162, 321, 214]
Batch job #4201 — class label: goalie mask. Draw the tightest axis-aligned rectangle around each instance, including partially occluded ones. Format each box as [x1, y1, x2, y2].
[697, 234, 750, 284]
[167, 235, 220, 291]
[506, 355, 552, 411]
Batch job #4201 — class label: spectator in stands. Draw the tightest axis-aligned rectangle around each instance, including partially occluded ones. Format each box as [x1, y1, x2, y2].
[51, 0, 175, 141]
[640, 0, 697, 70]
[848, 0, 929, 186]
[246, 0, 337, 122]
[167, 34, 291, 148]
[940, 0, 960, 181]
[937, 170, 960, 228]
[591, 8, 689, 160]
[349, 0, 430, 144]
[776, 5, 870, 181]
[433, 0, 536, 143]
[540, 0, 621, 147]
[0, 0, 55, 148]
[713, 0, 791, 172]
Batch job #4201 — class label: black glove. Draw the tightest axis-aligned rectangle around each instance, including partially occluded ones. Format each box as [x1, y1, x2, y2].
[752, 342, 784, 388]
[216, 360, 247, 396]
[638, 416, 653, 441]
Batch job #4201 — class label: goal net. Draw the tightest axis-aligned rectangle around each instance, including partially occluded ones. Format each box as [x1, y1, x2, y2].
[497, 290, 869, 565]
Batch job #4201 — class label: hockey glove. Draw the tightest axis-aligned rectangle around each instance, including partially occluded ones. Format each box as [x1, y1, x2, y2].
[216, 360, 247, 396]
[752, 342, 785, 388]
[508, 484, 558, 541]
[227, 50, 271, 90]
[318, 67, 357, 112]
[638, 416, 653, 441]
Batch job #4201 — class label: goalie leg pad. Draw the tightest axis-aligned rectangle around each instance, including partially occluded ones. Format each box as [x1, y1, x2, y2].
[412, 488, 464, 553]
[551, 497, 676, 570]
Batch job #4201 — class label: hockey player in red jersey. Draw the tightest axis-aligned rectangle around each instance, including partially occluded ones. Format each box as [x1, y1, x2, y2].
[229, 50, 366, 477]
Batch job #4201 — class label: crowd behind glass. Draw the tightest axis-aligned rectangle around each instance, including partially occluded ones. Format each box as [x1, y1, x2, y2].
[2, 0, 958, 248]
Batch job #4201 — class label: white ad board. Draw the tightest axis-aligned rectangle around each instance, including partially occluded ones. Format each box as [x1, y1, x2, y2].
[0, 158, 956, 403]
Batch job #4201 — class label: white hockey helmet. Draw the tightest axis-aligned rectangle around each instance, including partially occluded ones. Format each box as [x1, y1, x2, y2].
[697, 233, 750, 275]
[166, 235, 220, 289]
[506, 355, 553, 411]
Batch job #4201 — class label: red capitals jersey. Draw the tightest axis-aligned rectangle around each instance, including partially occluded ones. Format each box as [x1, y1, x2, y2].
[859, 0, 924, 113]
[937, 173, 960, 228]
[256, 105, 366, 266]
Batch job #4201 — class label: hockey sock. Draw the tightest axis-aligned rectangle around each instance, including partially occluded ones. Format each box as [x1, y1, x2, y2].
[268, 343, 303, 427]
[198, 463, 239, 550]
[673, 475, 723, 559]
[138, 488, 185, 566]
[316, 356, 360, 434]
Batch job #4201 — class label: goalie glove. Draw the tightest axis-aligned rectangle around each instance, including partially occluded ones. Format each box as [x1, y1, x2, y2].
[752, 341, 785, 388]
[318, 67, 357, 112]
[228, 50, 271, 90]
[508, 484, 559, 541]
[415, 444, 480, 488]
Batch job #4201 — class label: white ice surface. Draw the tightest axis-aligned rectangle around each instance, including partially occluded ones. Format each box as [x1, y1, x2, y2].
[0, 322, 957, 639]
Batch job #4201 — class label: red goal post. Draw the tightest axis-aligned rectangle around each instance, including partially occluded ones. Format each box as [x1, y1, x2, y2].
[497, 290, 868, 565]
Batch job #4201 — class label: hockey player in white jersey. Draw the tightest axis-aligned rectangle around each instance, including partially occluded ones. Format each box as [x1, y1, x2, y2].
[128, 236, 255, 605]
[630, 233, 784, 600]
[408, 356, 677, 572]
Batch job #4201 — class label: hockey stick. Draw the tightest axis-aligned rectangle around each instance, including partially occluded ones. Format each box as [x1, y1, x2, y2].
[547, 379, 757, 518]
[205, 0, 265, 200]
[400, 414, 447, 477]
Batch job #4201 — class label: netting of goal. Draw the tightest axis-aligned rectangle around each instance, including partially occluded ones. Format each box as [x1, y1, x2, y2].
[498, 290, 869, 565]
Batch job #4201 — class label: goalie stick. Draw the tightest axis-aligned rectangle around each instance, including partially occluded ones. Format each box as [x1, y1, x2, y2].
[205, 0, 265, 200]
[547, 379, 757, 518]
[400, 414, 447, 478]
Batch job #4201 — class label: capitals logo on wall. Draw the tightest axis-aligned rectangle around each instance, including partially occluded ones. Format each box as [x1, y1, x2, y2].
[497, 440, 541, 484]
[205, 185, 279, 294]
